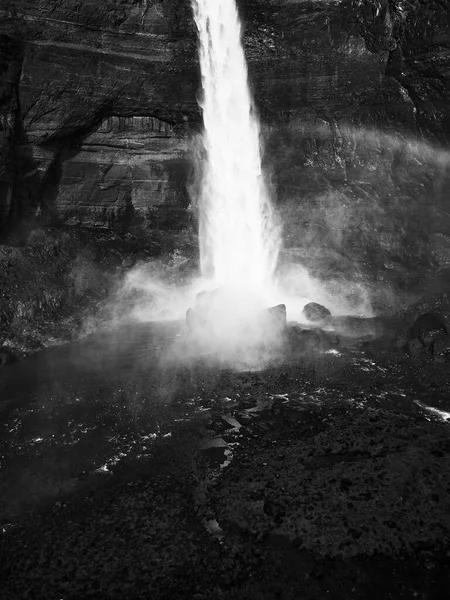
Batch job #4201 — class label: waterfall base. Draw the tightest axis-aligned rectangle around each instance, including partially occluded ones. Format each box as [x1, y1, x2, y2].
[186, 288, 286, 357]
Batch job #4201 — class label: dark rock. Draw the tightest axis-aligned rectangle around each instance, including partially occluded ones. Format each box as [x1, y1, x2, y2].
[265, 304, 287, 329]
[412, 313, 447, 347]
[292, 537, 303, 549]
[195, 290, 211, 308]
[298, 329, 322, 353]
[286, 325, 322, 353]
[0, 0, 197, 231]
[121, 256, 135, 269]
[285, 324, 303, 342]
[186, 307, 194, 328]
[302, 302, 331, 323]
[406, 339, 428, 360]
[432, 334, 450, 363]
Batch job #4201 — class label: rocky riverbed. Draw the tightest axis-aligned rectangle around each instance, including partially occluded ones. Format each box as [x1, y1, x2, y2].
[1, 318, 450, 600]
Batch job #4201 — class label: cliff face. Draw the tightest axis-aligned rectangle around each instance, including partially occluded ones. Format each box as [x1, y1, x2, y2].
[239, 0, 450, 299]
[0, 0, 449, 302]
[0, 0, 199, 232]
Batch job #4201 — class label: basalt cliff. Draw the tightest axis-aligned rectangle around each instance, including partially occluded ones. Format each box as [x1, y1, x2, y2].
[0, 0, 450, 315]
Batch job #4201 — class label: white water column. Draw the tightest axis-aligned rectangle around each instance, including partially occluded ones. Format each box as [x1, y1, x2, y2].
[192, 0, 280, 298]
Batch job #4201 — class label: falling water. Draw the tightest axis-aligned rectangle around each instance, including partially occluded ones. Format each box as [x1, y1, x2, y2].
[192, 0, 280, 300]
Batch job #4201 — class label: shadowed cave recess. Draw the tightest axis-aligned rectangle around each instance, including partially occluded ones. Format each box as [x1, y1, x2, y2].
[1, 1, 450, 600]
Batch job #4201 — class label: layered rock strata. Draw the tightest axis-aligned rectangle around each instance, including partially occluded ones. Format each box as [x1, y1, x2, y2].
[0, 0, 449, 301]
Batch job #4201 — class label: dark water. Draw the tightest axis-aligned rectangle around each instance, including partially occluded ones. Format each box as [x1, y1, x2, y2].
[0, 321, 188, 521]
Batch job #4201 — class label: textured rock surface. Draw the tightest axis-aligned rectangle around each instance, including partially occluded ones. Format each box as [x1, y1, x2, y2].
[0, 0, 449, 301]
[2, 335, 450, 599]
[0, 0, 199, 231]
[249, 0, 450, 296]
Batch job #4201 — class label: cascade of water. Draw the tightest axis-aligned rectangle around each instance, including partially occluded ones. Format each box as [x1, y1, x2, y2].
[192, 0, 280, 300]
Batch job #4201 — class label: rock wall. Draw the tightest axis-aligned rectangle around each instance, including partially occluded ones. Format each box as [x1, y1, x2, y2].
[0, 0, 199, 232]
[239, 0, 450, 298]
[0, 0, 449, 302]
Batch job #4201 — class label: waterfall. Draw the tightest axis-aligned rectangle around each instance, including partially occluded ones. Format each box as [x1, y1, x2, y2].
[192, 0, 280, 300]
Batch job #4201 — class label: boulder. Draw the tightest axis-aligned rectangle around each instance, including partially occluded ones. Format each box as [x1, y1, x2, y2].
[195, 290, 211, 308]
[412, 313, 447, 348]
[302, 302, 331, 324]
[298, 329, 322, 353]
[286, 324, 329, 351]
[121, 256, 135, 269]
[265, 304, 287, 329]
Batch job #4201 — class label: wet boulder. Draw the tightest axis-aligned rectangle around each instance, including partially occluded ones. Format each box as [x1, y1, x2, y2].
[265, 304, 287, 329]
[412, 313, 447, 347]
[302, 302, 331, 323]
[186, 290, 216, 331]
[294, 328, 322, 353]
[285, 324, 302, 346]
[195, 290, 211, 308]
[186, 307, 207, 332]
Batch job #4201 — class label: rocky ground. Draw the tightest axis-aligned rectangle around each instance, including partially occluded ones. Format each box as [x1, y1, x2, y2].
[1, 315, 450, 599]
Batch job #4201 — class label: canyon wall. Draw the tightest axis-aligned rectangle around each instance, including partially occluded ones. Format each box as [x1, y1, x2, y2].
[1, 0, 450, 303]
[0, 0, 200, 235]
